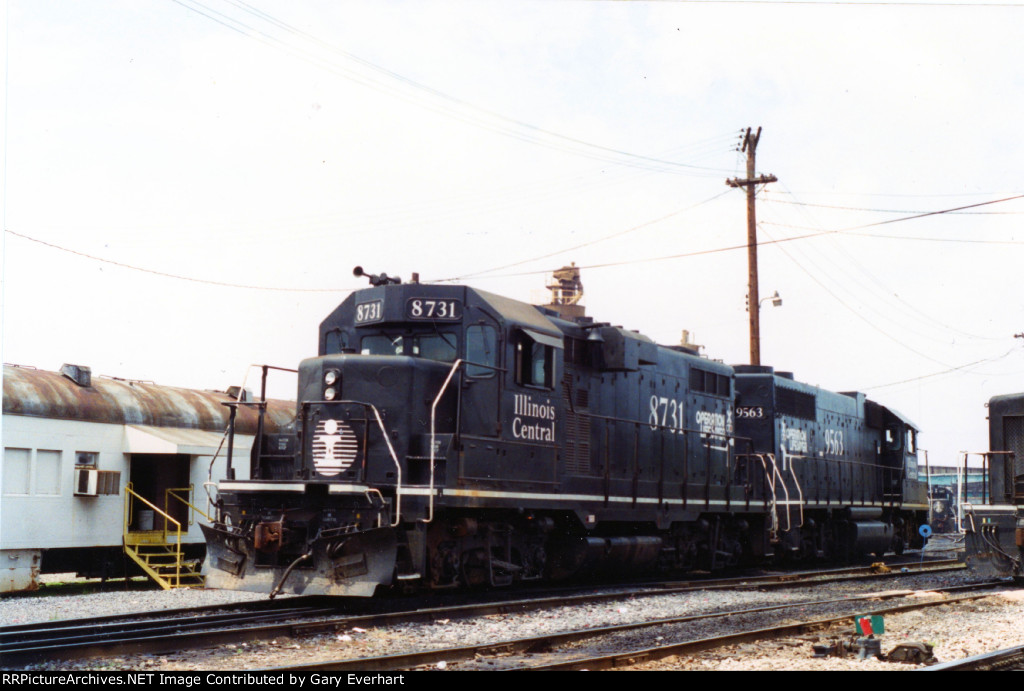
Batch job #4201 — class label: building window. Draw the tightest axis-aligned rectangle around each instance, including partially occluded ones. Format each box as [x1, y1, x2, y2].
[3, 448, 31, 495]
[36, 450, 61, 496]
[76, 451, 98, 467]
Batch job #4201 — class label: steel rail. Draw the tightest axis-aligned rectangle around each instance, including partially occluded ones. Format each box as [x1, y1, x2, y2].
[522, 589, 1007, 671]
[264, 582, 1006, 672]
[1, 604, 340, 650]
[0, 559, 967, 668]
[0, 595, 326, 636]
[918, 644, 1024, 671]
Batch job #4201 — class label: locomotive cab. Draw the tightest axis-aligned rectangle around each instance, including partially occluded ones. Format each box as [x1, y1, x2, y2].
[204, 278, 572, 595]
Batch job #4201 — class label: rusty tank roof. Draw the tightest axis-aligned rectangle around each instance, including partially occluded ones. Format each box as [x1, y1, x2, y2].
[2, 364, 295, 435]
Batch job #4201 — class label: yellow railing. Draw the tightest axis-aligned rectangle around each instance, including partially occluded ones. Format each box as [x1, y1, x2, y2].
[124, 484, 210, 535]
[167, 486, 212, 524]
[124, 483, 183, 541]
[123, 483, 204, 589]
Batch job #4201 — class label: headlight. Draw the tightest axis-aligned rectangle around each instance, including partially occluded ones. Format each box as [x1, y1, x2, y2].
[324, 370, 339, 386]
[324, 387, 337, 401]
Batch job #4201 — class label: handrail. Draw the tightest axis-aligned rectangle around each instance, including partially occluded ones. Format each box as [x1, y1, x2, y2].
[124, 481, 134, 531]
[125, 484, 183, 538]
[741, 453, 778, 538]
[366, 402, 403, 527]
[765, 453, 792, 532]
[760, 454, 779, 537]
[423, 358, 465, 524]
[238, 362, 299, 483]
[202, 480, 219, 515]
[167, 485, 212, 523]
[420, 357, 504, 524]
[366, 488, 387, 528]
[957, 451, 974, 532]
[786, 459, 805, 528]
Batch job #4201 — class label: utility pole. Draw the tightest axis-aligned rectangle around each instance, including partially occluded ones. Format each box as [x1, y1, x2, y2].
[726, 127, 777, 366]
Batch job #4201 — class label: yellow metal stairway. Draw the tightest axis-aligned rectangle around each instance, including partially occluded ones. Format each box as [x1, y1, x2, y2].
[124, 485, 207, 590]
[124, 532, 204, 589]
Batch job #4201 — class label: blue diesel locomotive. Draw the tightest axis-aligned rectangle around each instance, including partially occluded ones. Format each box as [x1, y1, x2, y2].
[202, 268, 928, 596]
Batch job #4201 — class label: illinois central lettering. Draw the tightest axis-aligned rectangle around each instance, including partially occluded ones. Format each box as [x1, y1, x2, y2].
[512, 394, 556, 442]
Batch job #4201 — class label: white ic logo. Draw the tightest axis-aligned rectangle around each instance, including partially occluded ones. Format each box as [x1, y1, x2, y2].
[312, 418, 359, 476]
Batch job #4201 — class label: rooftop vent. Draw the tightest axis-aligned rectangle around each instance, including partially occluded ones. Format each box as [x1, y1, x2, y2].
[226, 386, 252, 402]
[60, 363, 92, 388]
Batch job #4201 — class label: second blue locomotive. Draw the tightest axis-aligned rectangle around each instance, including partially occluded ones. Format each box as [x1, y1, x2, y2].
[202, 268, 928, 596]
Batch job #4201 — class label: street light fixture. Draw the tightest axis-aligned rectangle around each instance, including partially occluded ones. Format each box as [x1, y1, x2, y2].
[760, 291, 782, 309]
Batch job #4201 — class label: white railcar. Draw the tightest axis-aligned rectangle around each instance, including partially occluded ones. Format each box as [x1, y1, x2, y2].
[1, 363, 293, 592]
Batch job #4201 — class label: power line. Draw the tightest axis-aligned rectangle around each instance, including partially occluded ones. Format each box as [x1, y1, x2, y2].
[435, 190, 733, 283]
[169, 0, 735, 176]
[761, 222, 1024, 245]
[456, 193, 1024, 279]
[4, 228, 351, 293]
[673, 1, 1024, 6]
[862, 347, 1022, 391]
[841, 194, 1024, 229]
[9, 192, 1021, 291]
[756, 225, 957, 367]
[760, 185, 1013, 342]
[762, 196, 1024, 215]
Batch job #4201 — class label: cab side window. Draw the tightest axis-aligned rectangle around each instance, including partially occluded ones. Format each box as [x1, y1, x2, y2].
[515, 330, 557, 389]
[466, 325, 497, 378]
[885, 426, 903, 451]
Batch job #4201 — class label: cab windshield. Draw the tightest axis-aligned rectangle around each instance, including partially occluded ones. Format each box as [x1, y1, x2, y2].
[360, 332, 458, 363]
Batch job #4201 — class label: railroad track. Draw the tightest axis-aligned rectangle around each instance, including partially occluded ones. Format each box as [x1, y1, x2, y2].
[920, 644, 1024, 671]
[661, 558, 964, 591]
[0, 597, 346, 667]
[264, 581, 1009, 671]
[0, 559, 969, 668]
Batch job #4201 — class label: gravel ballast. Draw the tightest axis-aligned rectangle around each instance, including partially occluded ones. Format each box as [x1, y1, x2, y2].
[3, 568, 1022, 671]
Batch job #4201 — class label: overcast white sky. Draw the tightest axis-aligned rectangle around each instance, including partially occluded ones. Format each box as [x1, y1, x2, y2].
[2, 0, 1022, 468]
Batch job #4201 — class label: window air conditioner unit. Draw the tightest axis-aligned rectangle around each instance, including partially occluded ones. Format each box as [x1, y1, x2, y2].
[74, 468, 99, 496]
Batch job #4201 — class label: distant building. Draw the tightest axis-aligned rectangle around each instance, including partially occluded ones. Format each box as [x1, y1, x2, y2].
[925, 464, 989, 503]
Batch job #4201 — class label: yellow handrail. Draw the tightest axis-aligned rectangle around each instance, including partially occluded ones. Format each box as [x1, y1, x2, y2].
[166, 485, 212, 523]
[125, 483, 183, 541]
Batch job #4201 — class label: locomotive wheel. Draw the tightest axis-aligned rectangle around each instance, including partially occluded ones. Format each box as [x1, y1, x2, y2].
[460, 548, 490, 587]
